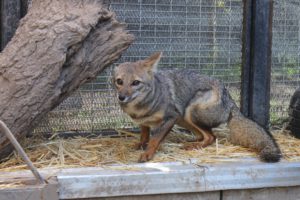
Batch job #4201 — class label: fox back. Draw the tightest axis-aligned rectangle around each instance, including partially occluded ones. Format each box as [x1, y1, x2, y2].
[113, 53, 232, 128]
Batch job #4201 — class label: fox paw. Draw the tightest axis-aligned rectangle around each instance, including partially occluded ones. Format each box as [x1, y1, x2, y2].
[133, 142, 148, 150]
[138, 151, 155, 163]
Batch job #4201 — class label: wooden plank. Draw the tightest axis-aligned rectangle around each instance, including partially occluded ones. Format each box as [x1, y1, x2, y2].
[81, 192, 220, 200]
[223, 186, 300, 200]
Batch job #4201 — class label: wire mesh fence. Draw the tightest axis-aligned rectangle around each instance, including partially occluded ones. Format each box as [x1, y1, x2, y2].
[271, 0, 300, 125]
[34, 0, 243, 133]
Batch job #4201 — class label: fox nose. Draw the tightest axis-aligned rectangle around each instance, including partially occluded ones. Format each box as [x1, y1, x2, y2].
[118, 95, 126, 102]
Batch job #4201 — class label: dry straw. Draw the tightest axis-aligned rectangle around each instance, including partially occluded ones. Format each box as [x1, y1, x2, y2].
[0, 126, 299, 172]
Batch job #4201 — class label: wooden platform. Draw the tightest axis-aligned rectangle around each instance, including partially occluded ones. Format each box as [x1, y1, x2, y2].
[0, 159, 300, 199]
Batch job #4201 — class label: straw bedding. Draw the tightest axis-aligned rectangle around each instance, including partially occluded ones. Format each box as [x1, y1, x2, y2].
[0, 126, 299, 172]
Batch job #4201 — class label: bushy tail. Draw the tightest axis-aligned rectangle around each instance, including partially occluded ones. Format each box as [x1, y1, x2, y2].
[227, 105, 282, 162]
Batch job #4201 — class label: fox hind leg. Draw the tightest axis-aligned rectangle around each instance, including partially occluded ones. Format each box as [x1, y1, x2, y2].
[182, 123, 215, 150]
[182, 104, 216, 150]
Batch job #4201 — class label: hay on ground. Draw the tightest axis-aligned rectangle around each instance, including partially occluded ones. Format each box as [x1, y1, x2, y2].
[0, 127, 299, 173]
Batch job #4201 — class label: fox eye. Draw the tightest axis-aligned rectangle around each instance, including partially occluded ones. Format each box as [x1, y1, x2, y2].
[116, 79, 123, 85]
[132, 80, 140, 86]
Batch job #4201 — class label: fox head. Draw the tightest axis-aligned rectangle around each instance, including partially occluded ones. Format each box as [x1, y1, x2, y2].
[113, 52, 162, 105]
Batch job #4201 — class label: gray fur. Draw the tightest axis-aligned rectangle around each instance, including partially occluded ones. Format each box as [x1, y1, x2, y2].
[113, 58, 282, 163]
[118, 69, 232, 129]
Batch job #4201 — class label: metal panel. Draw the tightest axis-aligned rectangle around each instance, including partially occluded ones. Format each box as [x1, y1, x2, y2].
[241, 0, 273, 128]
[0, 179, 58, 200]
[57, 161, 300, 199]
[81, 192, 220, 200]
[250, 0, 273, 127]
[240, 0, 252, 117]
[33, 0, 243, 134]
[271, 0, 300, 125]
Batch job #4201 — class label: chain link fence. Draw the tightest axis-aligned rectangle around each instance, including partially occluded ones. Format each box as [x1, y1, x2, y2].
[271, 0, 300, 125]
[34, 0, 244, 133]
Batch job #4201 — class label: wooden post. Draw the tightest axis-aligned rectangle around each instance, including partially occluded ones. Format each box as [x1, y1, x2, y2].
[241, 0, 273, 128]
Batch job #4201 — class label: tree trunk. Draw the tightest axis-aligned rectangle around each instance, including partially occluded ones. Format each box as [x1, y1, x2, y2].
[0, 0, 134, 158]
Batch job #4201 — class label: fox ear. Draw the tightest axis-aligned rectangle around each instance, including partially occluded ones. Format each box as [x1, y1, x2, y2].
[143, 52, 162, 73]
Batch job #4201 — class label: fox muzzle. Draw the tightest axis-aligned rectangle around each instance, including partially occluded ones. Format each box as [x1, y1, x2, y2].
[118, 94, 126, 102]
[118, 91, 140, 104]
[118, 94, 132, 104]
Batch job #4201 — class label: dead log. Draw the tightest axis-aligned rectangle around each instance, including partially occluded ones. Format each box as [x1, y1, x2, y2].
[0, 0, 134, 159]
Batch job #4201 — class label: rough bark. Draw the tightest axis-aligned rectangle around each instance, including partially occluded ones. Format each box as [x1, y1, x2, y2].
[0, 0, 134, 158]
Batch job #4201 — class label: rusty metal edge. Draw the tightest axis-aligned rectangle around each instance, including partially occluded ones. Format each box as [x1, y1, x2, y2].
[0, 177, 59, 200]
[57, 159, 300, 199]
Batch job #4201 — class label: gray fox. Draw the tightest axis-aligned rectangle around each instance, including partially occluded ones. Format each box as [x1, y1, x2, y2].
[113, 52, 281, 163]
[287, 87, 300, 138]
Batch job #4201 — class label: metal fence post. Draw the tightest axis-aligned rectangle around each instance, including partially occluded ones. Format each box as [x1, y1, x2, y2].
[241, 0, 273, 128]
[0, 0, 21, 50]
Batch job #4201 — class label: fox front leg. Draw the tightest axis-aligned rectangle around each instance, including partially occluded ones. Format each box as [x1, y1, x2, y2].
[134, 126, 150, 150]
[138, 117, 177, 162]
